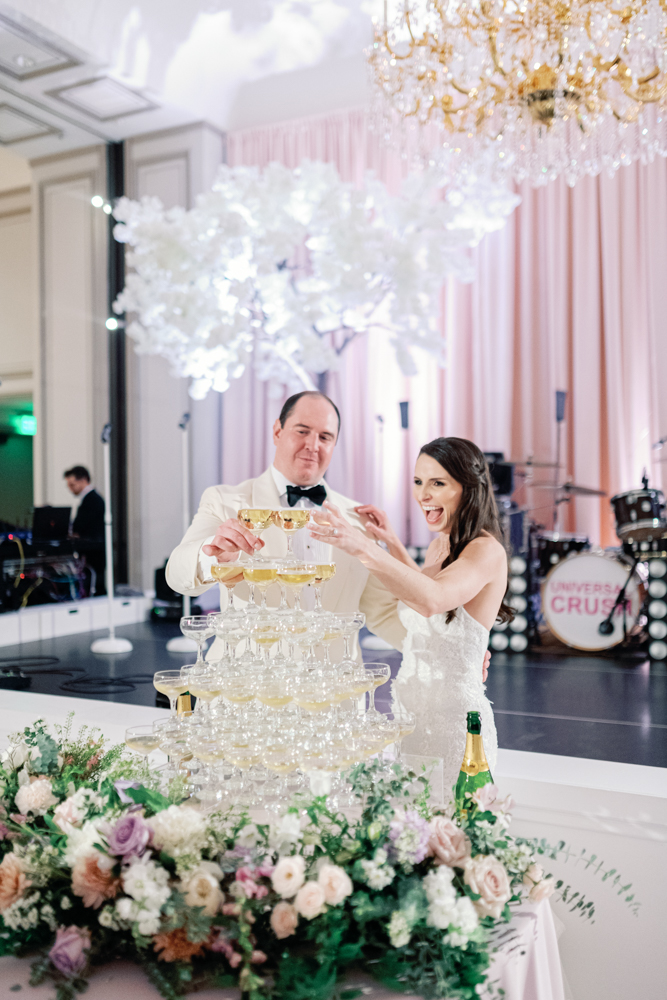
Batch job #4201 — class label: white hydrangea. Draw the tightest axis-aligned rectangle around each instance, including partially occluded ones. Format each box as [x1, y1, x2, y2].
[148, 805, 207, 858]
[360, 848, 396, 890]
[424, 866, 459, 930]
[62, 819, 105, 867]
[387, 909, 412, 948]
[443, 895, 480, 947]
[498, 841, 535, 875]
[2, 892, 41, 932]
[122, 856, 171, 910]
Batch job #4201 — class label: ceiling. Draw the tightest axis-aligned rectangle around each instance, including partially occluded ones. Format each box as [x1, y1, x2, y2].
[0, 1, 379, 164]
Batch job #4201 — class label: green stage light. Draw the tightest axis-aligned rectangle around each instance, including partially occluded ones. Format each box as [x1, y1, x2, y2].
[12, 415, 36, 436]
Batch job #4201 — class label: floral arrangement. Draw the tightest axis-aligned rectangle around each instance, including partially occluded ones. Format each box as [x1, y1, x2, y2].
[112, 159, 519, 399]
[0, 717, 636, 1000]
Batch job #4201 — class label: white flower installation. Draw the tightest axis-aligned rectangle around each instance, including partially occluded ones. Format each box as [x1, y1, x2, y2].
[112, 159, 519, 399]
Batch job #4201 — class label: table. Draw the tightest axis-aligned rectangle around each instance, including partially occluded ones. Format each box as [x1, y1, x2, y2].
[0, 899, 564, 999]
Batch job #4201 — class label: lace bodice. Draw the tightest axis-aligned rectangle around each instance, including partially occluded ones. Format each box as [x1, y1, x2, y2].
[393, 604, 497, 801]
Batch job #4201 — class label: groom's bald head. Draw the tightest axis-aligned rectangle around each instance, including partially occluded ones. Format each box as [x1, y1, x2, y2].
[273, 391, 340, 486]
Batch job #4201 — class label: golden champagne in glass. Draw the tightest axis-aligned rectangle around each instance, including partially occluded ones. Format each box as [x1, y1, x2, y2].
[315, 564, 336, 583]
[276, 563, 317, 611]
[211, 564, 243, 584]
[238, 509, 274, 534]
[273, 509, 311, 553]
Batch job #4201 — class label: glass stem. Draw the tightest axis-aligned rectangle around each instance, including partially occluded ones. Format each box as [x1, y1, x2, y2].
[169, 697, 177, 717]
[293, 589, 301, 612]
[226, 586, 235, 611]
[286, 534, 293, 554]
[314, 585, 322, 610]
[343, 635, 351, 659]
[368, 688, 376, 713]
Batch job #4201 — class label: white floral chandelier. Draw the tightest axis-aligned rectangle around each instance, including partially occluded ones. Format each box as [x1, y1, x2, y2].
[112, 159, 518, 399]
[369, 0, 667, 187]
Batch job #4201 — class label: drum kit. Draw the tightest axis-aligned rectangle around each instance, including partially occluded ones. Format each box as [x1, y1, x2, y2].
[497, 459, 667, 654]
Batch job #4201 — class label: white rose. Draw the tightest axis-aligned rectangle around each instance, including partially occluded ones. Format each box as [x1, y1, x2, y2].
[15, 779, 58, 816]
[182, 864, 223, 916]
[317, 863, 353, 906]
[272, 855, 306, 899]
[294, 881, 326, 920]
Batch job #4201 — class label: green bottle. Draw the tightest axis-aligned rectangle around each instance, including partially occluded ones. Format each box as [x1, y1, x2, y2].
[455, 711, 493, 807]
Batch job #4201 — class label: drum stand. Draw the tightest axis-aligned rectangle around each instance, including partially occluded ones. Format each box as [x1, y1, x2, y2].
[598, 555, 640, 640]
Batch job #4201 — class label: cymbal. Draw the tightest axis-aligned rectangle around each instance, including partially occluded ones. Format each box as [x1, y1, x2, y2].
[532, 481, 607, 497]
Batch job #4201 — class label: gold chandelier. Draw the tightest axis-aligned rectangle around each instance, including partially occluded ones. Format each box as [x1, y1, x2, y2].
[368, 1, 667, 185]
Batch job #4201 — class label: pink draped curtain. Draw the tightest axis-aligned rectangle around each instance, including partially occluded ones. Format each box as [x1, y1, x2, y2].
[223, 109, 667, 549]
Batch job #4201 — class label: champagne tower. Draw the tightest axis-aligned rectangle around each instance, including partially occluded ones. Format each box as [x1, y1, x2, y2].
[455, 711, 493, 807]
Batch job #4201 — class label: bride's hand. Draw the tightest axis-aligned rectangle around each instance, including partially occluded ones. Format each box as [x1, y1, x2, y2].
[309, 502, 370, 558]
[354, 504, 400, 547]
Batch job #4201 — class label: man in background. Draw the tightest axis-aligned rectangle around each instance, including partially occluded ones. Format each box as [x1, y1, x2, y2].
[64, 466, 106, 595]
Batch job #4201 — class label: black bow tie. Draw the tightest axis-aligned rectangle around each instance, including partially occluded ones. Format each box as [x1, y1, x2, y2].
[286, 484, 327, 507]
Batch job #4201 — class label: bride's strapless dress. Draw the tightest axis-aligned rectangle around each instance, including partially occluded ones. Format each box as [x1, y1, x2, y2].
[393, 604, 498, 798]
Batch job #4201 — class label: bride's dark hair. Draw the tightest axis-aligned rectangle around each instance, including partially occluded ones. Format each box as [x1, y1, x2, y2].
[418, 436, 514, 625]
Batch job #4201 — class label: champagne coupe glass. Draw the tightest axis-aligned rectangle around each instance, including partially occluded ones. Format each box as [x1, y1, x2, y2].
[237, 508, 275, 537]
[276, 562, 317, 612]
[182, 666, 222, 717]
[386, 706, 416, 763]
[153, 670, 189, 717]
[248, 613, 283, 667]
[312, 562, 336, 611]
[242, 559, 279, 610]
[272, 509, 311, 554]
[125, 725, 160, 776]
[364, 663, 392, 719]
[319, 614, 345, 665]
[211, 561, 243, 611]
[338, 612, 367, 666]
[180, 615, 215, 665]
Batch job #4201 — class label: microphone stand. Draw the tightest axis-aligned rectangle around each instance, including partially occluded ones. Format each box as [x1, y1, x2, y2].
[598, 556, 640, 639]
[91, 424, 133, 654]
[166, 413, 199, 654]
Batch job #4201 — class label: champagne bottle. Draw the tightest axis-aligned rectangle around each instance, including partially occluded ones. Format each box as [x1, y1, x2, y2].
[176, 692, 192, 716]
[455, 711, 493, 807]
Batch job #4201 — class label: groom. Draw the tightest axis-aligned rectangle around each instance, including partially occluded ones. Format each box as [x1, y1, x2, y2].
[166, 391, 406, 657]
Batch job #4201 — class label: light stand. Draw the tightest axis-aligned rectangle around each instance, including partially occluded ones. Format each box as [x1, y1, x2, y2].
[166, 412, 199, 654]
[91, 424, 133, 654]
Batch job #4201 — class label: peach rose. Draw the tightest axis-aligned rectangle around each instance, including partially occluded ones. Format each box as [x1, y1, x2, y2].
[270, 901, 299, 939]
[72, 853, 120, 909]
[183, 864, 223, 916]
[317, 863, 353, 906]
[0, 853, 30, 912]
[428, 817, 471, 868]
[528, 875, 556, 904]
[271, 855, 306, 899]
[53, 797, 84, 832]
[464, 855, 512, 919]
[294, 881, 326, 920]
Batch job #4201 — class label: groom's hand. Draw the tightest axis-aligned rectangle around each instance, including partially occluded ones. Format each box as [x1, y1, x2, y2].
[482, 650, 491, 683]
[202, 518, 264, 560]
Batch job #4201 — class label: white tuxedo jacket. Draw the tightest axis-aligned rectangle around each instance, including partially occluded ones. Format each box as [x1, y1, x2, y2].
[165, 468, 406, 657]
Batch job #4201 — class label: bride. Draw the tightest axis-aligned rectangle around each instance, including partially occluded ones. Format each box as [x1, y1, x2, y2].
[309, 436, 511, 794]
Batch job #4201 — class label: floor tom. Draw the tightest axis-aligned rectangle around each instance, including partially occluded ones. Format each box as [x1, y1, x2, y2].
[542, 550, 644, 650]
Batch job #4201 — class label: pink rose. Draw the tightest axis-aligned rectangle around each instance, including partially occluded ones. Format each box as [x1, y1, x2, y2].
[523, 864, 556, 903]
[427, 817, 471, 868]
[464, 855, 512, 919]
[270, 901, 299, 939]
[294, 881, 326, 920]
[53, 797, 84, 832]
[49, 925, 91, 976]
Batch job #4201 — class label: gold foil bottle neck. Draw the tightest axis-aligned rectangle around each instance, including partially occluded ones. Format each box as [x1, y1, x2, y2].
[176, 693, 192, 716]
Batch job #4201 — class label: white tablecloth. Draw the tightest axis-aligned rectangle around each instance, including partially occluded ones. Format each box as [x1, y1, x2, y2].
[0, 899, 564, 999]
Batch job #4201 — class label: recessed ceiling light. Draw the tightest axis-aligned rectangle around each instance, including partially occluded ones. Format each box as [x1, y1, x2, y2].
[48, 77, 156, 121]
[0, 14, 78, 80]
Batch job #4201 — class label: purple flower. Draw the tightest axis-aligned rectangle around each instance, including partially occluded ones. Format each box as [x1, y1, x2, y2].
[389, 809, 432, 866]
[113, 779, 141, 805]
[49, 925, 90, 976]
[105, 812, 151, 861]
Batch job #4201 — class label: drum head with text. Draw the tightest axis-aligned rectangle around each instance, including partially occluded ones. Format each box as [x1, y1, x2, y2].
[542, 552, 643, 650]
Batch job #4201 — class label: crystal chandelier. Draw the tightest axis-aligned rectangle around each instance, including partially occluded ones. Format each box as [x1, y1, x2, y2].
[368, 0, 667, 186]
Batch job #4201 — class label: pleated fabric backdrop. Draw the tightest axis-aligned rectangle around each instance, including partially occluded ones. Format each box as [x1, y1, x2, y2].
[222, 108, 667, 548]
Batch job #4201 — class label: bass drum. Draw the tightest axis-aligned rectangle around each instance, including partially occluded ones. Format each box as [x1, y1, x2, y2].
[542, 550, 644, 651]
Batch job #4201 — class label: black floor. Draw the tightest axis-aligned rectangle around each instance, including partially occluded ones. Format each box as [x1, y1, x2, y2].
[0, 620, 665, 768]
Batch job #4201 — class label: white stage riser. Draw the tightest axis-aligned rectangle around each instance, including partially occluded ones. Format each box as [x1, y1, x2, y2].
[0, 595, 151, 647]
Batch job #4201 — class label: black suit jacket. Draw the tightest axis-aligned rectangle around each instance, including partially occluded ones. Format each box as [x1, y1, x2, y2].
[72, 489, 105, 543]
